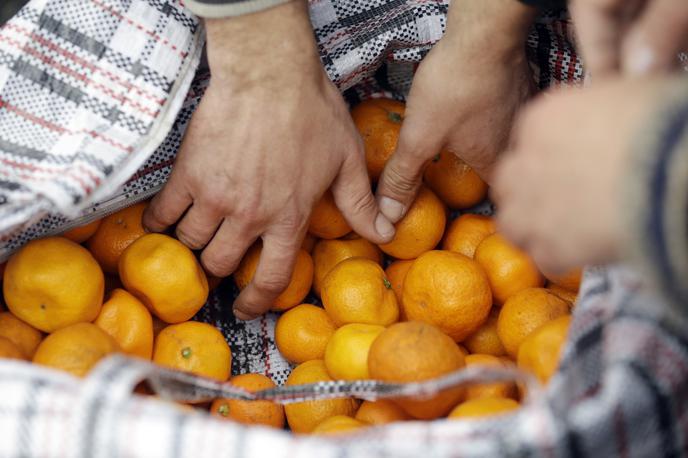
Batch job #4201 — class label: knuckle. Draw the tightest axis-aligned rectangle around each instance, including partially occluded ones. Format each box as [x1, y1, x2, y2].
[384, 164, 421, 195]
[201, 253, 239, 277]
[254, 272, 291, 295]
[346, 190, 376, 217]
[175, 229, 205, 250]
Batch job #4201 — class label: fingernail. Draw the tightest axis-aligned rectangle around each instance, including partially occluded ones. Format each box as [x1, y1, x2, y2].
[626, 46, 656, 75]
[375, 212, 396, 241]
[379, 197, 405, 223]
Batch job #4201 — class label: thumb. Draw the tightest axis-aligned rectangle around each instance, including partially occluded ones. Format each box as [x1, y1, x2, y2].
[331, 147, 396, 244]
[621, 0, 688, 74]
[374, 119, 443, 224]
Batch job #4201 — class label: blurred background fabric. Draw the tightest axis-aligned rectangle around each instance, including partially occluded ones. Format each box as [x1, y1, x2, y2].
[1, 0, 27, 24]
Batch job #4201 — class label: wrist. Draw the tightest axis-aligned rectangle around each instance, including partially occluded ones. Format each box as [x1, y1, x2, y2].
[204, 1, 323, 90]
[444, 0, 536, 60]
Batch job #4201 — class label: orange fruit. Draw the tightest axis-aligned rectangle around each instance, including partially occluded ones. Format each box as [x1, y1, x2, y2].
[153, 321, 231, 381]
[33, 323, 119, 377]
[424, 151, 488, 209]
[0, 312, 42, 358]
[518, 315, 572, 383]
[379, 187, 446, 260]
[210, 373, 285, 428]
[368, 321, 466, 419]
[402, 250, 492, 342]
[312, 237, 382, 296]
[543, 267, 582, 292]
[355, 400, 411, 425]
[275, 304, 336, 364]
[474, 233, 544, 305]
[301, 233, 317, 253]
[324, 323, 386, 380]
[464, 354, 517, 400]
[448, 397, 520, 419]
[87, 202, 147, 274]
[284, 360, 358, 433]
[442, 214, 496, 259]
[94, 289, 154, 359]
[308, 191, 351, 239]
[0, 336, 27, 360]
[321, 258, 398, 327]
[311, 415, 367, 435]
[234, 244, 313, 312]
[548, 284, 578, 306]
[497, 288, 570, 358]
[62, 219, 102, 244]
[384, 260, 414, 306]
[350, 98, 404, 181]
[4, 237, 104, 332]
[119, 233, 209, 323]
[463, 309, 506, 356]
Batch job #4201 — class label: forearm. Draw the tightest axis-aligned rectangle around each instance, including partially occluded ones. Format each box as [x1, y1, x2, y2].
[623, 78, 688, 306]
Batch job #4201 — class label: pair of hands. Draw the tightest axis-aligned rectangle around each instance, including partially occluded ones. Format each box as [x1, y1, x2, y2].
[493, 0, 688, 273]
[143, 0, 534, 320]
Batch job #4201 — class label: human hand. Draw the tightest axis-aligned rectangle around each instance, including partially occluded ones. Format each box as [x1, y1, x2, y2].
[143, 1, 394, 320]
[375, 0, 535, 223]
[571, 0, 688, 77]
[492, 78, 665, 273]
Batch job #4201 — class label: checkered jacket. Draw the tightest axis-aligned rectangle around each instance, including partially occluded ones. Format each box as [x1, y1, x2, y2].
[1, 1, 687, 458]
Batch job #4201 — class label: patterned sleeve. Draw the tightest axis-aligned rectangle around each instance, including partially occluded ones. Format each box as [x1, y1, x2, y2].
[184, 0, 292, 18]
[623, 78, 688, 308]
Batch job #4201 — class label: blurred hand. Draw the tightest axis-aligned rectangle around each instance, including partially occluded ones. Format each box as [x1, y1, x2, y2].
[492, 78, 665, 273]
[375, 0, 535, 223]
[143, 2, 394, 320]
[571, 0, 688, 76]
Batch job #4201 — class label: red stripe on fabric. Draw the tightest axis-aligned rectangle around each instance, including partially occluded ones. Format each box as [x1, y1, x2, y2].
[553, 23, 565, 85]
[0, 97, 133, 153]
[126, 157, 175, 182]
[91, 0, 189, 59]
[3, 23, 166, 106]
[563, 22, 579, 83]
[614, 406, 630, 458]
[0, 35, 160, 118]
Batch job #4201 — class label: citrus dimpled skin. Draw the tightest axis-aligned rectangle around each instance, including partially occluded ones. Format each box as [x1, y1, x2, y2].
[449, 397, 520, 419]
[464, 354, 517, 400]
[87, 202, 147, 274]
[119, 233, 209, 323]
[378, 187, 446, 260]
[275, 304, 336, 364]
[321, 258, 399, 327]
[402, 251, 492, 342]
[355, 400, 411, 425]
[0, 336, 27, 360]
[368, 321, 466, 419]
[312, 237, 382, 296]
[211, 373, 285, 428]
[518, 315, 572, 383]
[153, 321, 231, 381]
[324, 323, 385, 380]
[0, 312, 43, 358]
[3, 237, 104, 333]
[463, 309, 507, 357]
[475, 233, 544, 305]
[442, 214, 496, 259]
[424, 152, 488, 209]
[384, 260, 414, 307]
[234, 245, 313, 312]
[350, 98, 405, 181]
[33, 323, 119, 377]
[284, 360, 358, 433]
[497, 288, 570, 358]
[95, 289, 154, 359]
[311, 415, 367, 435]
[308, 190, 351, 239]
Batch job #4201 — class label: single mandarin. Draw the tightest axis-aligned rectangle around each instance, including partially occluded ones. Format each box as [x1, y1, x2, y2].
[284, 360, 358, 433]
[355, 400, 412, 425]
[379, 187, 446, 260]
[324, 323, 386, 380]
[210, 373, 285, 428]
[384, 260, 414, 307]
[312, 237, 382, 297]
[402, 250, 492, 342]
[62, 219, 102, 244]
[463, 309, 507, 357]
[321, 258, 398, 327]
[87, 202, 147, 274]
[368, 321, 465, 419]
[497, 288, 570, 358]
[448, 397, 520, 419]
[311, 415, 367, 435]
[424, 151, 488, 209]
[234, 244, 313, 312]
[119, 233, 209, 323]
[4, 237, 104, 332]
[308, 191, 351, 239]
[0, 312, 42, 358]
[275, 304, 336, 364]
[517, 315, 572, 383]
[464, 354, 517, 400]
[475, 233, 544, 305]
[153, 321, 231, 381]
[442, 214, 496, 259]
[0, 336, 27, 360]
[94, 289, 154, 359]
